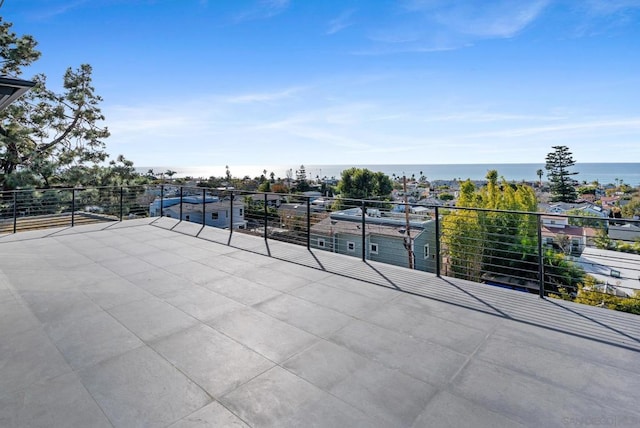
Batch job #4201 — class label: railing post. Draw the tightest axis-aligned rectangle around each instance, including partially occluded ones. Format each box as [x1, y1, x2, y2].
[119, 187, 124, 221]
[160, 185, 164, 217]
[229, 191, 234, 236]
[202, 188, 206, 226]
[537, 213, 545, 298]
[306, 196, 311, 250]
[263, 193, 268, 240]
[435, 206, 441, 277]
[361, 199, 366, 261]
[12, 191, 17, 233]
[179, 187, 183, 221]
[71, 188, 75, 227]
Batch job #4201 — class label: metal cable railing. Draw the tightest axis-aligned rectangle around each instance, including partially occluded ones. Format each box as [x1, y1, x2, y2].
[3, 184, 639, 308]
[0, 185, 156, 233]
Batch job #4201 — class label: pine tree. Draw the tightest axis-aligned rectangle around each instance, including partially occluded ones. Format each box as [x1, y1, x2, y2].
[545, 146, 578, 202]
[0, 17, 110, 190]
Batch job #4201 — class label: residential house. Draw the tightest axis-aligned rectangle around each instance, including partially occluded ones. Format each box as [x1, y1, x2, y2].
[149, 195, 219, 216]
[608, 222, 640, 243]
[150, 197, 246, 229]
[541, 202, 607, 217]
[600, 195, 621, 211]
[310, 208, 437, 272]
[247, 193, 283, 207]
[575, 247, 640, 298]
[540, 215, 596, 255]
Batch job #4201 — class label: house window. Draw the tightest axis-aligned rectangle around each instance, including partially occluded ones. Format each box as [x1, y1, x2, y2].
[347, 241, 355, 252]
[185, 215, 190, 221]
[239, 208, 244, 217]
[424, 244, 430, 259]
[370, 243, 378, 255]
[211, 212, 219, 220]
[317, 238, 326, 248]
[571, 239, 580, 252]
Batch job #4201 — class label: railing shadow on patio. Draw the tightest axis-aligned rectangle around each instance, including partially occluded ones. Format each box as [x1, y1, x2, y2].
[2, 184, 640, 352]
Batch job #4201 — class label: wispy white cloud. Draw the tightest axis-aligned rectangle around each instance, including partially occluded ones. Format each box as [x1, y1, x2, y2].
[570, 0, 640, 36]
[584, 0, 640, 14]
[25, 0, 90, 20]
[326, 9, 356, 35]
[103, 74, 640, 166]
[363, 0, 549, 54]
[423, 111, 565, 123]
[233, 0, 291, 23]
[224, 86, 305, 104]
[462, 117, 640, 139]
[433, 1, 550, 38]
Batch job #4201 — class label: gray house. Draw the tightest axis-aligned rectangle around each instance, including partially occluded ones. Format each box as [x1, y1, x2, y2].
[310, 208, 437, 273]
[163, 201, 246, 229]
[608, 223, 640, 243]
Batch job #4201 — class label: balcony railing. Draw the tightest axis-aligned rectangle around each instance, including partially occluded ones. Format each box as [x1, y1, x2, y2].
[2, 184, 639, 307]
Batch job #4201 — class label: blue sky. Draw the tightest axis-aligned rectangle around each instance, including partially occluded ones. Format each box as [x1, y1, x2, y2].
[6, 0, 640, 169]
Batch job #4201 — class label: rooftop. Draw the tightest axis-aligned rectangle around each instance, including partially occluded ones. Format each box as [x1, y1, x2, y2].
[0, 76, 36, 111]
[1, 217, 640, 427]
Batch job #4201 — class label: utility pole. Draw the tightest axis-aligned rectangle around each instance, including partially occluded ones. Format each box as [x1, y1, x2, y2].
[403, 175, 414, 269]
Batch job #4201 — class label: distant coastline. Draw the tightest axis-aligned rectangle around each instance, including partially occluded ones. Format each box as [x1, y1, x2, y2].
[137, 163, 640, 187]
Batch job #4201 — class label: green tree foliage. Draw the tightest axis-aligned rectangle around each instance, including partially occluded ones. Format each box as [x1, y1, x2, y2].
[621, 199, 640, 219]
[0, 18, 40, 75]
[543, 249, 584, 293]
[0, 17, 111, 190]
[577, 185, 596, 195]
[337, 167, 393, 200]
[594, 228, 613, 250]
[441, 180, 485, 280]
[545, 145, 578, 203]
[479, 171, 538, 277]
[557, 276, 640, 315]
[442, 171, 540, 283]
[536, 168, 543, 186]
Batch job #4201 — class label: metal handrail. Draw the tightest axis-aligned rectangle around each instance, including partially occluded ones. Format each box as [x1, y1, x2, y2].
[2, 184, 639, 305]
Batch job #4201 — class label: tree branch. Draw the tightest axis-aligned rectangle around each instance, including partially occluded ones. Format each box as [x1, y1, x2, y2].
[35, 103, 83, 154]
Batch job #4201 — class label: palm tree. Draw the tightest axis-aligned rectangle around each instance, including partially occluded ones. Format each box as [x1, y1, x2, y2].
[165, 170, 176, 182]
[536, 169, 544, 187]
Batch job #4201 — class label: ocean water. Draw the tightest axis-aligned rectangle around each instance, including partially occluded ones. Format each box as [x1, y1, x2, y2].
[139, 163, 640, 187]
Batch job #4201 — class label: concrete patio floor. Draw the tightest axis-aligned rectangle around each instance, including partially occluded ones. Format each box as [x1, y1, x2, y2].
[1, 217, 639, 427]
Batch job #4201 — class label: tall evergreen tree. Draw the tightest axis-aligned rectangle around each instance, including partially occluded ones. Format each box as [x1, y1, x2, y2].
[545, 146, 578, 202]
[0, 17, 110, 190]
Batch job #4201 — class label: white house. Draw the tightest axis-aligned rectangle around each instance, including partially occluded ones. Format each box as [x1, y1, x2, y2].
[540, 215, 596, 254]
[542, 202, 607, 217]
